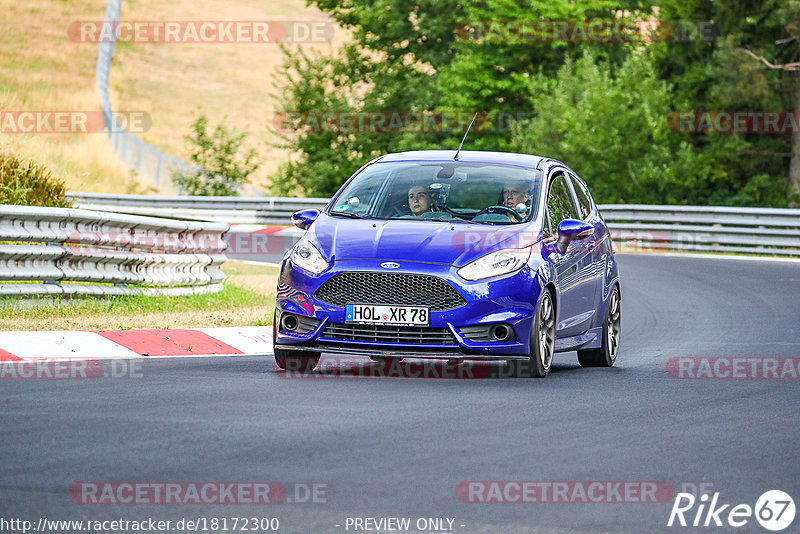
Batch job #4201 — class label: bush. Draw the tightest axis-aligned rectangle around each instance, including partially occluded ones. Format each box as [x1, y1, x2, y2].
[171, 114, 259, 196]
[510, 51, 712, 205]
[0, 152, 71, 207]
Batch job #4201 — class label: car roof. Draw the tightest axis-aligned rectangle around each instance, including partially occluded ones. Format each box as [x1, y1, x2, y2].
[374, 150, 552, 170]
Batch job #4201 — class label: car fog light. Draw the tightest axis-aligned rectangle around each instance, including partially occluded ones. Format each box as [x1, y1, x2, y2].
[280, 313, 299, 332]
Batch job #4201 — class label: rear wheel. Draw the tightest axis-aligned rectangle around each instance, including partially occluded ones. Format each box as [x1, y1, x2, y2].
[508, 289, 555, 378]
[274, 347, 321, 372]
[577, 286, 620, 367]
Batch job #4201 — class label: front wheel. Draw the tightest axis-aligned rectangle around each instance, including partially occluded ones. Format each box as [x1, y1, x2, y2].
[274, 347, 321, 373]
[577, 286, 620, 367]
[508, 289, 555, 378]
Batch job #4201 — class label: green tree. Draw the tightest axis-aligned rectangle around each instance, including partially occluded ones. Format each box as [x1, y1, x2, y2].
[511, 50, 711, 204]
[272, 0, 796, 206]
[270, 0, 638, 196]
[649, 0, 800, 206]
[269, 0, 466, 196]
[172, 114, 259, 196]
[433, 0, 631, 152]
[270, 45, 404, 197]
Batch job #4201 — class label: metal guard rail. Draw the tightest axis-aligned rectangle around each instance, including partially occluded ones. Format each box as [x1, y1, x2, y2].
[67, 193, 800, 257]
[0, 205, 229, 297]
[70, 192, 330, 225]
[601, 204, 800, 257]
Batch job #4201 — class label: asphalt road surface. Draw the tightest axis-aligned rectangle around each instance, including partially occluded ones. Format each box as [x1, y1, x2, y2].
[2, 254, 799, 533]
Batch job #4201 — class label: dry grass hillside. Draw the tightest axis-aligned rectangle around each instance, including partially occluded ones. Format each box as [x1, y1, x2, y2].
[0, 0, 346, 194]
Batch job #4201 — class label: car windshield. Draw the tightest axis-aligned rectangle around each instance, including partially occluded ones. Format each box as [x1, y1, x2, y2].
[328, 161, 542, 225]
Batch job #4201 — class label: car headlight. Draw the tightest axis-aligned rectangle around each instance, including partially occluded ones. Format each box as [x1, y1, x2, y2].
[457, 246, 532, 281]
[291, 236, 329, 274]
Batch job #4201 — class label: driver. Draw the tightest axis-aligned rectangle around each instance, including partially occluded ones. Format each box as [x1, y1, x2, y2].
[502, 180, 530, 221]
[408, 184, 434, 216]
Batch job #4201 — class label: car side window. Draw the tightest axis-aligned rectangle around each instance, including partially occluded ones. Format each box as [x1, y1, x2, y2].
[546, 173, 580, 229]
[569, 173, 593, 221]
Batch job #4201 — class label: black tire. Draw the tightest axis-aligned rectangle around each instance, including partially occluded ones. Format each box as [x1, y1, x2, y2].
[274, 347, 321, 372]
[577, 286, 620, 367]
[508, 289, 555, 378]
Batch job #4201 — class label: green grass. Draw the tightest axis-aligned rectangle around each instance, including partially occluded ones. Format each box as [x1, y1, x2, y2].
[0, 260, 280, 330]
[0, 283, 269, 317]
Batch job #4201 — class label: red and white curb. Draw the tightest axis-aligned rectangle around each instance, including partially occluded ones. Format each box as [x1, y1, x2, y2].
[0, 326, 274, 361]
[228, 224, 299, 235]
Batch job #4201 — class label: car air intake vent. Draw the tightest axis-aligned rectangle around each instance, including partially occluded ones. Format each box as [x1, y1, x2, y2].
[315, 272, 466, 311]
[323, 323, 457, 345]
[458, 325, 492, 342]
[294, 314, 321, 334]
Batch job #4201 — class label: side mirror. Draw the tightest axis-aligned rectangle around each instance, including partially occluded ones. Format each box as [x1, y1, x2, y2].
[555, 219, 593, 254]
[291, 209, 320, 230]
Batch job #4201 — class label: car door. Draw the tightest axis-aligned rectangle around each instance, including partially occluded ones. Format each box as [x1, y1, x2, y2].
[568, 171, 606, 321]
[545, 171, 596, 337]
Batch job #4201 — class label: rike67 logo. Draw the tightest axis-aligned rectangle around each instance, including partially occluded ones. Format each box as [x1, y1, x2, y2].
[668, 490, 796, 531]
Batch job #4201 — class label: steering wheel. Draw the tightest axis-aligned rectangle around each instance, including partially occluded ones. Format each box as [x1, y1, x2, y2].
[474, 205, 524, 222]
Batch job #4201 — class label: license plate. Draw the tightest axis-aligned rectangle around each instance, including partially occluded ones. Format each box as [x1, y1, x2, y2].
[345, 304, 429, 326]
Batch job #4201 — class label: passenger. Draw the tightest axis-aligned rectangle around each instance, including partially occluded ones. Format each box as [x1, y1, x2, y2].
[408, 184, 434, 216]
[502, 180, 530, 221]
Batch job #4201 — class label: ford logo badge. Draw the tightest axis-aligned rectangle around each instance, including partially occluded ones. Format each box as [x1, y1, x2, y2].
[380, 262, 400, 269]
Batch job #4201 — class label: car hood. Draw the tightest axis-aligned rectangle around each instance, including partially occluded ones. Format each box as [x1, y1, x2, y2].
[308, 214, 542, 268]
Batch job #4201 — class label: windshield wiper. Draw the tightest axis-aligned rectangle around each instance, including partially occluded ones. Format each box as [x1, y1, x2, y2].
[431, 216, 466, 222]
[329, 211, 367, 219]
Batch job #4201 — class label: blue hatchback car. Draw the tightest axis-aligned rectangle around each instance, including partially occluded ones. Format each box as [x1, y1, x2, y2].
[273, 150, 620, 377]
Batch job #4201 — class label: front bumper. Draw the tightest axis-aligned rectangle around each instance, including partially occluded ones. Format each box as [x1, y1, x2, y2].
[273, 343, 531, 361]
[275, 258, 544, 358]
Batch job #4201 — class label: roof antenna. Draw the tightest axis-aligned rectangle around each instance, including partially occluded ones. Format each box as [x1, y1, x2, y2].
[454, 112, 479, 161]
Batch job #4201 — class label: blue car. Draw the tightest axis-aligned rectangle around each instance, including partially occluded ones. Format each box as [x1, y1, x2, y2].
[273, 150, 620, 378]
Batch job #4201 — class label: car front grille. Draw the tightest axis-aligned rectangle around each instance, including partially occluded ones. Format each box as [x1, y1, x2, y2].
[321, 323, 458, 346]
[314, 272, 466, 311]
